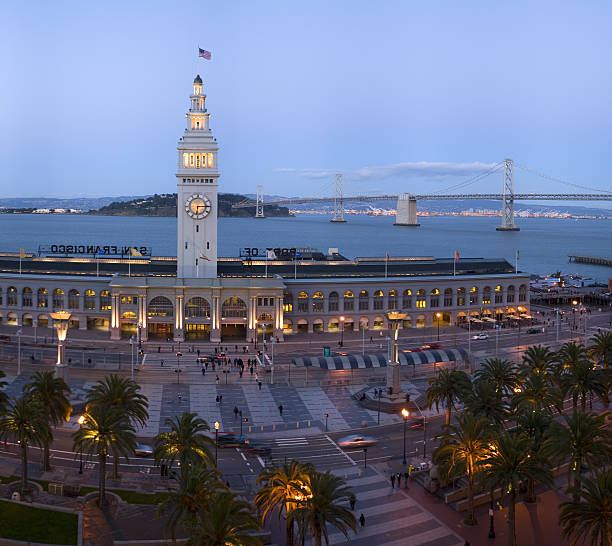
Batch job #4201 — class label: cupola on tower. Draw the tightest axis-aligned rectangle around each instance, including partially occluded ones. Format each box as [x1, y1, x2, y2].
[176, 75, 219, 278]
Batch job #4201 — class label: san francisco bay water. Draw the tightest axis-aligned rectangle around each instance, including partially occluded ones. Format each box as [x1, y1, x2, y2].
[0, 214, 610, 282]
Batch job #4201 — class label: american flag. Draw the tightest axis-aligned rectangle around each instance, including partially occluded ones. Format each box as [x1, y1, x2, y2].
[198, 48, 211, 60]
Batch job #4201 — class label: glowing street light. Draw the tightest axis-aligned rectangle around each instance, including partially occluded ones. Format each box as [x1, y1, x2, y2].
[78, 415, 85, 474]
[49, 310, 71, 380]
[435, 312, 442, 341]
[401, 408, 410, 465]
[214, 421, 220, 464]
[339, 316, 345, 347]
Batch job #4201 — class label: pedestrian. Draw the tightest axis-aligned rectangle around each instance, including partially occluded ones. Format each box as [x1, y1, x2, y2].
[161, 360, 164, 367]
[158, 346, 161, 353]
[258, 381, 262, 390]
[404, 472, 409, 488]
[233, 406, 239, 420]
[235, 344, 238, 352]
[219, 394, 223, 404]
[201, 368, 205, 376]
[408, 464, 414, 480]
[278, 404, 283, 416]
[349, 495, 356, 510]
[216, 376, 220, 385]
[216, 395, 220, 403]
[250, 366, 254, 375]
[390, 474, 395, 488]
[359, 513, 365, 528]
[396, 472, 402, 487]
[239, 370, 243, 378]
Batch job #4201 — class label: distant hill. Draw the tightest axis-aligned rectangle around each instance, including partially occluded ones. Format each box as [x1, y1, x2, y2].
[89, 193, 291, 217]
[0, 196, 139, 211]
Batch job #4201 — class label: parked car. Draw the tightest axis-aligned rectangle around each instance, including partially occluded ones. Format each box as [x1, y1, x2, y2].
[217, 435, 249, 448]
[472, 333, 489, 340]
[338, 434, 377, 448]
[134, 442, 153, 457]
[527, 327, 543, 334]
[244, 441, 272, 456]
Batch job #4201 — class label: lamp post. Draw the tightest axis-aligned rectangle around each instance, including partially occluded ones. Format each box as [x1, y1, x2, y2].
[49, 310, 71, 380]
[78, 415, 85, 474]
[401, 408, 409, 465]
[435, 313, 441, 341]
[130, 336, 134, 381]
[137, 321, 142, 365]
[175, 352, 182, 384]
[488, 442, 498, 538]
[339, 316, 345, 347]
[385, 311, 408, 396]
[16, 329, 22, 376]
[361, 320, 366, 355]
[214, 421, 219, 464]
[33, 318, 38, 345]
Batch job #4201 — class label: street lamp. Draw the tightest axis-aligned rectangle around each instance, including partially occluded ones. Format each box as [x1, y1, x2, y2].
[401, 408, 410, 465]
[175, 352, 183, 384]
[339, 316, 345, 347]
[488, 442, 498, 538]
[16, 329, 22, 376]
[214, 421, 219, 464]
[130, 336, 134, 381]
[435, 313, 442, 341]
[78, 415, 85, 474]
[385, 311, 408, 396]
[49, 310, 72, 380]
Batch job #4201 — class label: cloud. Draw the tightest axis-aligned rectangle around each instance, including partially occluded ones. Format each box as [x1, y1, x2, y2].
[276, 161, 498, 182]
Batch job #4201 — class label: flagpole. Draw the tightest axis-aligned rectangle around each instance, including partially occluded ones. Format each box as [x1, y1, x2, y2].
[265, 252, 268, 278]
[128, 251, 131, 278]
[515, 250, 518, 274]
[453, 258, 456, 277]
[385, 253, 388, 278]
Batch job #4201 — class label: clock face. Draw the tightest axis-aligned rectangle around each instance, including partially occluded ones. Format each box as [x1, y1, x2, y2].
[185, 194, 211, 219]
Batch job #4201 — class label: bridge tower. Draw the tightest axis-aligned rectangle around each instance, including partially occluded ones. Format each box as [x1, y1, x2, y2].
[330, 174, 347, 223]
[496, 158, 520, 231]
[394, 194, 420, 226]
[255, 185, 265, 218]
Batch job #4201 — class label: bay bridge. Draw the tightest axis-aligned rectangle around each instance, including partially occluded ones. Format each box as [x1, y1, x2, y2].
[233, 159, 612, 231]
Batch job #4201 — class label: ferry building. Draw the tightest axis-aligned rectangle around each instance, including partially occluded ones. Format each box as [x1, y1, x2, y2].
[0, 76, 530, 343]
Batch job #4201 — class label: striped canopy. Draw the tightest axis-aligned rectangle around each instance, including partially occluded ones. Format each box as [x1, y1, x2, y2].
[291, 348, 469, 370]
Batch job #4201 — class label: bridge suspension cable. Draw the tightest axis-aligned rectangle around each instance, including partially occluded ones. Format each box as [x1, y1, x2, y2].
[514, 162, 612, 194]
[432, 161, 504, 194]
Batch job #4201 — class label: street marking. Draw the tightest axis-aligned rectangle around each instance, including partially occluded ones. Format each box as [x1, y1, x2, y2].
[239, 452, 247, 461]
[256, 455, 265, 467]
[324, 435, 356, 466]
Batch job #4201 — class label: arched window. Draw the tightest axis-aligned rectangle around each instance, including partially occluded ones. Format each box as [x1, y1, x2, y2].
[482, 286, 491, 305]
[221, 297, 246, 318]
[402, 289, 412, 309]
[343, 291, 354, 311]
[444, 288, 453, 307]
[416, 289, 426, 309]
[100, 290, 111, 310]
[328, 291, 339, 312]
[457, 287, 466, 306]
[429, 288, 440, 308]
[469, 286, 479, 306]
[518, 284, 527, 302]
[148, 296, 174, 318]
[507, 285, 515, 303]
[494, 285, 503, 304]
[373, 290, 384, 310]
[283, 292, 293, 313]
[52, 288, 64, 309]
[185, 297, 210, 318]
[388, 290, 397, 310]
[312, 292, 324, 312]
[22, 287, 32, 307]
[84, 289, 96, 310]
[68, 289, 80, 309]
[359, 290, 369, 311]
[37, 288, 48, 308]
[7, 287, 17, 306]
[297, 292, 309, 313]
[122, 311, 137, 320]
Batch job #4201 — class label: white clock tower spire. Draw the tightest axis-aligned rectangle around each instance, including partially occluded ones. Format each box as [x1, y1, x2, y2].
[176, 75, 219, 278]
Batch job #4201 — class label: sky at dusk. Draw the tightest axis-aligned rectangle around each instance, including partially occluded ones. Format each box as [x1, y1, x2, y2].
[2, 1, 611, 202]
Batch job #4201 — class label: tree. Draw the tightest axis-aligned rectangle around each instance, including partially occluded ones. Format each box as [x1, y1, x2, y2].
[255, 460, 314, 546]
[426, 369, 472, 426]
[0, 396, 50, 493]
[559, 468, 612, 546]
[561, 361, 606, 411]
[0, 369, 8, 414]
[464, 379, 508, 425]
[589, 331, 612, 369]
[557, 341, 589, 372]
[72, 405, 136, 506]
[154, 412, 215, 475]
[484, 433, 553, 546]
[543, 410, 612, 501]
[86, 374, 149, 478]
[292, 470, 355, 546]
[188, 491, 262, 546]
[475, 358, 518, 396]
[521, 345, 556, 376]
[24, 371, 72, 471]
[512, 371, 560, 414]
[157, 466, 225, 541]
[433, 412, 493, 525]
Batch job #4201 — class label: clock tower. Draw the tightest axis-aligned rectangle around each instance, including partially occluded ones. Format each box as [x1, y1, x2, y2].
[176, 75, 219, 278]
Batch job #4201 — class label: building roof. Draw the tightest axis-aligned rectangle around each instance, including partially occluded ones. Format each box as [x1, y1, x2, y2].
[193, 74, 203, 84]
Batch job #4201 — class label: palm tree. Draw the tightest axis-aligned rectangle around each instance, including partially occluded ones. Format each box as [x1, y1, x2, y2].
[154, 412, 215, 475]
[512, 370, 560, 414]
[521, 345, 556, 376]
[292, 470, 355, 546]
[426, 369, 472, 425]
[589, 331, 612, 369]
[557, 341, 589, 372]
[475, 357, 518, 395]
[559, 467, 612, 546]
[255, 460, 314, 546]
[188, 491, 262, 546]
[86, 374, 149, 478]
[433, 412, 493, 525]
[464, 379, 508, 425]
[561, 361, 606, 411]
[484, 432, 553, 546]
[72, 404, 136, 506]
[24, 371, 72, 471]
[0, 369, 8, 414]
[157, 466, 225, 540]
[543, 410, 612, 501]
[0, 396, 50, 493]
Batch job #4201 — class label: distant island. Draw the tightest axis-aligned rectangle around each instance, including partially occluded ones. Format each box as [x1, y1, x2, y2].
[88, 193, 291, 217]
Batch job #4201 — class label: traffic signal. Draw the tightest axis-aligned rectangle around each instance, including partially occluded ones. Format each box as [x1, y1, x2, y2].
[324, 413, 328, 418]
[243, 417, 248, 422]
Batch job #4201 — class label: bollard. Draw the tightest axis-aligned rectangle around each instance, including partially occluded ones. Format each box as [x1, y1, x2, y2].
[248, 426, 251, 433]
[284, 424, 288, 430]
[272, 424, 276, 431]
[308, 420, 311, 427]
[261, 425, 264, 432]
[296, 421, 299, 428]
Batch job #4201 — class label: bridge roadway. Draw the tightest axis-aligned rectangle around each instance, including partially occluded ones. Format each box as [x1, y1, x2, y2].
[233, 193, 612, 208]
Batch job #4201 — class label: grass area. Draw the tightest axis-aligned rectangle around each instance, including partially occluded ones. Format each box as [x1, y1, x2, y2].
[80, 486, 167, 504]
[0, 499, 78, 544]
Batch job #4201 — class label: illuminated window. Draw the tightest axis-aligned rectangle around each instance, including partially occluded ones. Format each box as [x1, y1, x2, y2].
[297, 292, 308, 313]
[312, 292, 324, 312]
[221, 297, 246, 318]
[100, 290, 111, 310]
[283, 292, 293, 313]
[343, 291, 354, 311]
[148, 296, 173, 317]
[402, 289, 412, 308]
[183, 153, 188, 168]
[7, 286, 17, 306]
[37, 288, 48, 308]
[359, 290, 369, 311]
[469, 286, 479, 306]
[84, 289, 96, 310]
[495, 285, 503, 303]
[68, 289, 80, 309]
[207, 153, 213, 168]
[22, 287, 32, 307]
[429, 288, 440, 308]
[482, 286, 491, 304]
[185, 297, 210, 318]
[195, 154, 200, 168]
[416, 289, 426, 308]
[457, 287, 466, 306]
[373, 290, 384, 310]
[189, 153, 194, 167]
[388, 290, 397, 310]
